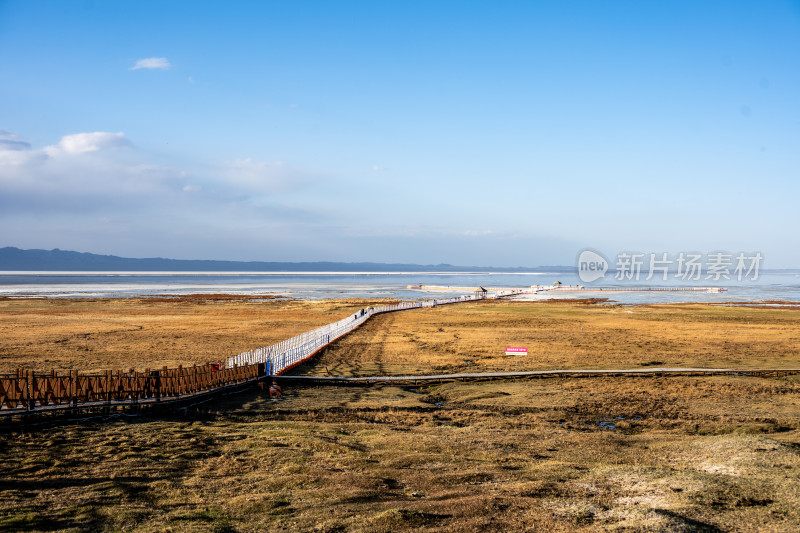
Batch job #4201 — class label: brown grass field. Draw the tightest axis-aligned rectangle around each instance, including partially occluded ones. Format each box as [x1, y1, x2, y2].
[0, 295, 373, 373]
[309, 299, 800, 375]
[1, 297, 799, 532]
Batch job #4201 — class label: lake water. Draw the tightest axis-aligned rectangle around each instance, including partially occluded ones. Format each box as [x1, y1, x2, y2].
[2, 271, 800, 304]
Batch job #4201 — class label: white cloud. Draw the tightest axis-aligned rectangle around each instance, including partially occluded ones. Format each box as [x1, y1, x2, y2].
[130, 57, 172, 70]
[45, 132, 131, 155]
[0, 129, 324, 221]
[0, 130, 185, 211]
[0, 128, 356, 262]
[370, 165, 386, 172]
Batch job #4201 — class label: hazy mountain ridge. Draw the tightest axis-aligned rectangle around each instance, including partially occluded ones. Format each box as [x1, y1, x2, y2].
[0, 247, 576, 273]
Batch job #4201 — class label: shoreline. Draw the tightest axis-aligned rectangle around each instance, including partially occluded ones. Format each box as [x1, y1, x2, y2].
[5, 291, 800, 307]
[3, 271, 800, 304]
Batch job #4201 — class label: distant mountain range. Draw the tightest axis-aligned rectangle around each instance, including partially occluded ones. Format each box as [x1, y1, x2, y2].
[0, 247, 576, 273]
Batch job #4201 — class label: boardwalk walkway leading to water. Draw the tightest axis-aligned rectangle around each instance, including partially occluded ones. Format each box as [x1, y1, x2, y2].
[3, 287, 797, 420]
[0, 289, 524, 418]
[224, 289, 524, 374]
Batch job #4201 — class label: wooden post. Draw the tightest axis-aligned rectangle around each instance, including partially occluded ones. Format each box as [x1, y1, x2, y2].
[127, 368, 133, 402]
[106, 369, 112, 405]
[27, 370, 35, 410]
[22, 369, 29, 410]
[51, 369, 58, 406]
[70, 369, 76, 408]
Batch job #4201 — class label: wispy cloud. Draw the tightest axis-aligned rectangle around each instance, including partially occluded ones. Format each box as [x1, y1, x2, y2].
[0, 130, 31, 151]
[463, 229, 496, 237]
[222, 157, 321, 194]
[130, 57, 172, 70]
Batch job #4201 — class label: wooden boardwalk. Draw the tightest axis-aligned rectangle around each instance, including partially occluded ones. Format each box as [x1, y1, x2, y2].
[278, 367, 800, 386]
[0, 364, 264, 419]
[4, 286, 796, 421]
[0, 291, 523, 420]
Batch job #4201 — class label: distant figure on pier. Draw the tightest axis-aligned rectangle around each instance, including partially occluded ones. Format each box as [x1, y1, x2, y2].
[269, 379, 282, 400]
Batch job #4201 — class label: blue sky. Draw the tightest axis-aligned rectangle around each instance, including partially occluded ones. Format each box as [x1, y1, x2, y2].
[1, 1, 798, 267]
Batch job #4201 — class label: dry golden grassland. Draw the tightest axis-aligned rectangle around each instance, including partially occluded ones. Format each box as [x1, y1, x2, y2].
[0, 296, 374, 373]
[312, 299, 800, 376]
[0, 297, 799, 532]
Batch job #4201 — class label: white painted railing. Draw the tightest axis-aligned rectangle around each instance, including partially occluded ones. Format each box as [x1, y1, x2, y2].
[224, 290, 523, 374]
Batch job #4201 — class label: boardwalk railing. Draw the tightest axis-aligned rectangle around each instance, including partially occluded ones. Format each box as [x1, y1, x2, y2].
[0, 289, 522, 416]
[224, 290, 522, 374]
[0, 364, 262, 414]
